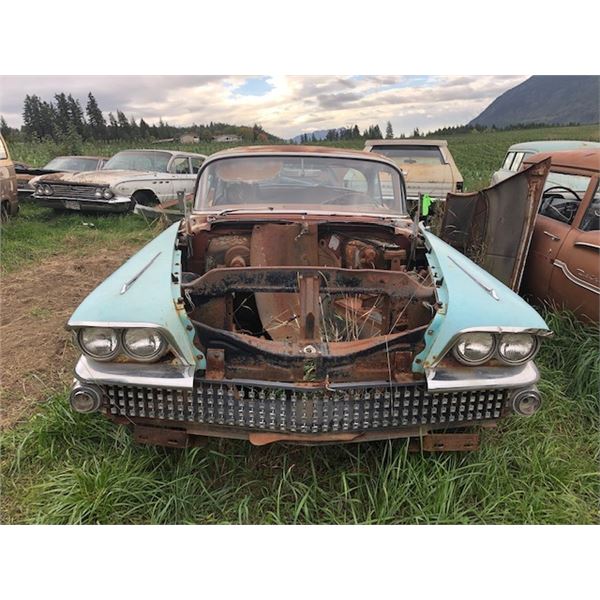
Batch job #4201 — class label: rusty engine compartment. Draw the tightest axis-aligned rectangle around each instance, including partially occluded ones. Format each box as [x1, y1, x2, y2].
[180, 219, 438, 384]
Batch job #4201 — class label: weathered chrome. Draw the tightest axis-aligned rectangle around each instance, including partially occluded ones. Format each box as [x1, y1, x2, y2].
[120, 252, 162, 295]
[425, 361, 539, 391]
[74, 355, 196, 389]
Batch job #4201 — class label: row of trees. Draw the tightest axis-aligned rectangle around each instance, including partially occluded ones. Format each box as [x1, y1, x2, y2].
[1, 93, 275, 144]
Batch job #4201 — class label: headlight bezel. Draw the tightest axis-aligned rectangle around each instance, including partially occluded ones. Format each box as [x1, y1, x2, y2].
[77, 327, 121, 361]
[102, 188, 114, 200]
[121, 327, 168, 363]
[450, 330, 543, 367]
[451, 332, 497, 366]
[497, 333, 539, 365]
[74, 326, 172, 363]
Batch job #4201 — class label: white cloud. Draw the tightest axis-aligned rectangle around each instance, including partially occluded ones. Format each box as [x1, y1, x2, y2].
[0, 75, 529, 138]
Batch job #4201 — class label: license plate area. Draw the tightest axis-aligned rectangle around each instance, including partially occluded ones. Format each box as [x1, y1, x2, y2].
[65, 200, 81, 210]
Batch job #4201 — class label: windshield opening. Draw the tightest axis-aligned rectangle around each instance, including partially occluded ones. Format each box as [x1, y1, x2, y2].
[371, 145, 445, 166]
[44, 157, 99, 171]
[103, 151, 171, 172]
[195, 155, 406, 215]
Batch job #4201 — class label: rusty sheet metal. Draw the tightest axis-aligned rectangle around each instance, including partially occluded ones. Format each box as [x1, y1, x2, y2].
[205, 348, 225, 379]
[441, 158, 551, 291]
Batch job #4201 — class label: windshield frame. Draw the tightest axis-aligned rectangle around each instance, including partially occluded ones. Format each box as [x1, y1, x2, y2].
[192, 152, 408, 217]
[43, 156, 101, 171]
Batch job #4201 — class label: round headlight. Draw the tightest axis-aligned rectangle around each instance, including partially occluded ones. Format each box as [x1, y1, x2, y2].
[452, 332, 496, 365]
[498, 333, 537, 365]
[94, 188, 103, 198]
[43, 184, 53, 195]
[78, 327, 120, 360]
[122, 328, 167, 362]
[102, 188, 114, 199]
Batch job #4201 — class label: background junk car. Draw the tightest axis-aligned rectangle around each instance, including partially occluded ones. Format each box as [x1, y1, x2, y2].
[66, 146, 551, 450]
[364, 139, 463, 204]
[31, 149, 206, 213]
[520, 149, 600, 322]
[0, 134, 19, 221]
[491, 140, 600, 185]
[15, 155, 108, 197]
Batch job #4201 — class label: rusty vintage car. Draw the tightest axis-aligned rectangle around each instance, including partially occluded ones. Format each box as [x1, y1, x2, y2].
[520, 149, 600, 322]
[0, 134, 19, 221]
[66, 146, 551, 450]
[364, 139, 463, 204]
[16, 155, 108, 197]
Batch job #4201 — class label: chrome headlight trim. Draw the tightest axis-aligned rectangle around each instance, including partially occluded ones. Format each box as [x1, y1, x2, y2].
[451, 332, 497, 366]
[121, 327, 168, 363]
[102, 188, 114, 200]
[497, 333, 539, 365]
[76, 327, 121, 361]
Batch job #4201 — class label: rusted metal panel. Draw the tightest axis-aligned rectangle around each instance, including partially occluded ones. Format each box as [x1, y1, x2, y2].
[205, 348, 225, 380]
[441, 158, 551, 291]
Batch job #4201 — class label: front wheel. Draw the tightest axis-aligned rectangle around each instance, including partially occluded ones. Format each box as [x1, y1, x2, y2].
[131, 190, 159, 209]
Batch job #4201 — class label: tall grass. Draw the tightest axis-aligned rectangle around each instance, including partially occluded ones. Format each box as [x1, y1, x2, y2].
[1, 310, 598, 525]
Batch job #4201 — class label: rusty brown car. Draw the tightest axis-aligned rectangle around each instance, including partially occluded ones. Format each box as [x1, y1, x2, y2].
[521, 149, 600, 322]
[0, 134, 18, 221]
[65, 146, 552, 450]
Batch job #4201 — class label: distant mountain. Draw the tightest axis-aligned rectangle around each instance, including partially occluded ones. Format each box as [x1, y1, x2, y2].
[469, 75, 600, 128]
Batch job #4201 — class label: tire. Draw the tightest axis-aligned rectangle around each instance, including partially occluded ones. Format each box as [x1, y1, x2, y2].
[0, 201, 9, 223]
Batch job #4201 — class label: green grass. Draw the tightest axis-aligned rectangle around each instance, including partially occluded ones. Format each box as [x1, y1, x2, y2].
[1, 124, 599, 524]
[0, 203, 156, 275]
[1, 310, 598, 524]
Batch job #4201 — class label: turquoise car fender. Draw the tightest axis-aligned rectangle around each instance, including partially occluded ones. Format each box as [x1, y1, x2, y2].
[414, 225, 549, 373]
[68, 222, 204, 368]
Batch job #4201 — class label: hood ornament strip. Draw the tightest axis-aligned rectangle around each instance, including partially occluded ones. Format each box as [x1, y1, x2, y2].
[120, 252, 162, 295]
[448, 255, 500, 301]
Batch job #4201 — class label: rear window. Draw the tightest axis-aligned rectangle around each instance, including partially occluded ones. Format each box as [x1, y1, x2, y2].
[370, 145, 444, 166]
[502, 152, 515, 170]
[0, 137, 7, 160]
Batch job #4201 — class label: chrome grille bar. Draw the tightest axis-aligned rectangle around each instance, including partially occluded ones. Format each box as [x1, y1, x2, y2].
[105, 381, 509, 432]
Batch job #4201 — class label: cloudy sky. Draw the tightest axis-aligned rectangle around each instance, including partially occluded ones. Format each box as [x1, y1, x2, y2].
[0, 75, 528, 138]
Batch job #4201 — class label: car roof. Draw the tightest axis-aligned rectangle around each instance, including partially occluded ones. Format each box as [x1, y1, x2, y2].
[506, 140, 600, 153]
[205, 145, 399, 169]
[364, 139, 448, 147]
[51, 155, 108, 160]
[524, 148, 600, 173]
[113, 149, 206, 158]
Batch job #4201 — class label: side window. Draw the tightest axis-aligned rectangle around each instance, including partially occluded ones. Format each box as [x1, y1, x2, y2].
[502, 152, 515, 170]
[191, 157, 204, 174]
[0, 138, 7, 160]
[171, 157, 191, 174]
[580, 185, 600, 232]
[539, 173, 591, 225]
[511, 152, 525, 172]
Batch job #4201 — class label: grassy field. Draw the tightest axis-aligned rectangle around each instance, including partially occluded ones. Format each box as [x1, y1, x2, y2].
[1, 124, 599, 524]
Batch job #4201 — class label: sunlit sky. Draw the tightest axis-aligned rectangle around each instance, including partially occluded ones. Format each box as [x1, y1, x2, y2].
[0, 75, 528, 139]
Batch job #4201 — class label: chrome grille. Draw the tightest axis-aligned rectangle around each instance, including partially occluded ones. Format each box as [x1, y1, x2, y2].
[44, 184, 98, 199]
[105, 382, 509, 433]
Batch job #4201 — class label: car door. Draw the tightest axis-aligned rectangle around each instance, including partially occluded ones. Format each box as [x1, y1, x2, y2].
[548, 176, 600, 320]
[169, 156, 195, 198]
[523, 171, 595, 306]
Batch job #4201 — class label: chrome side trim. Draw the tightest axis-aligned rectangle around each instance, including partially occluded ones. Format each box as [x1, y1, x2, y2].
[553, 259, 600, 294]
[74, 355, 196, 390]
[120, 251, 162, 294]
[573, 241, 600, 251]
[447, 255, 500, 301]
[425, 361, 539, 392]
[542, 230, 561, 241]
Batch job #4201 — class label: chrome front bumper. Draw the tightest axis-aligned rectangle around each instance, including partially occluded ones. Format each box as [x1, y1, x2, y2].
[33, 194, 132, 212]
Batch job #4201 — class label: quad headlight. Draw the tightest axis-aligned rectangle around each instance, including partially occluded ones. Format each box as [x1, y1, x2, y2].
[451, 331, 540, 366]
[452, 332, 496, 365]
[36, 183, 53, 196]
[497, 333, 538, 365]
[94, 187, 103, 198]
[122, 328, 167, 362]
[102, 188, 114, 199]
[77, 327, 120, 361]
[75, 326, 170, 363]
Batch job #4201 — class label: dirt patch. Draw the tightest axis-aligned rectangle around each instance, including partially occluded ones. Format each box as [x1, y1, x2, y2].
[0, 244, 142, 428]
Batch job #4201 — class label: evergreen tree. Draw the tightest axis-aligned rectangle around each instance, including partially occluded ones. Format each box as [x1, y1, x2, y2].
[0, 116, 9, 138]
[352, 124, 360, 138]
[412, 127, 421, 138]
[385, 121, 394, 139]
[67, 94, 86, 137]
[54, 93, 71, 136]
[116, 110, 131, 139]
[372, 124, 382, 138]
[107, 112, 118, 139]
[86, 92, 107, 139]
[139, 118, 150, 139]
